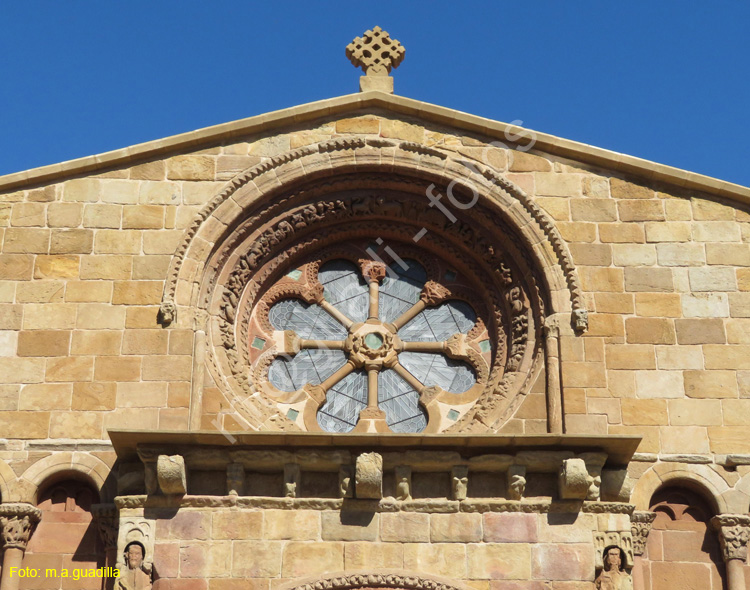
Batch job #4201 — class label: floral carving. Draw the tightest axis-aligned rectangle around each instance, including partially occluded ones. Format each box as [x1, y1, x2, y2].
[712, 514, 750, 561]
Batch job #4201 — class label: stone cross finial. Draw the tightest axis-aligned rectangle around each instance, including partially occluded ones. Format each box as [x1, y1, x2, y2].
[346, 26, 404, 94]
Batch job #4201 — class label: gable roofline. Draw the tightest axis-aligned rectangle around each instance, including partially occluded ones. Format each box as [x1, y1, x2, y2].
[1, 90, 748, 204]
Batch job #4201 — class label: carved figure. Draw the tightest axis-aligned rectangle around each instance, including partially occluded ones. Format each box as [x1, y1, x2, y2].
[117, 542, 152, 590]
[594, 547, 632, 590]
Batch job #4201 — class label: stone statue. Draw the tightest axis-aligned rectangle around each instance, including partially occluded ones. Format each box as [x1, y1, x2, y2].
[117, 542, 152, 590]
[595, 546, 632, 590]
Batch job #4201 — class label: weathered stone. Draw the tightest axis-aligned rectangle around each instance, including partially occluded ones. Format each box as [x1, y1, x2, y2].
[466, 543, 531, 579]
[321, 510, 378, 541]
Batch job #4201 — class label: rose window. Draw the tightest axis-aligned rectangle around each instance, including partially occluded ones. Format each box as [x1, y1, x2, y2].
[249, 253, 493, 434]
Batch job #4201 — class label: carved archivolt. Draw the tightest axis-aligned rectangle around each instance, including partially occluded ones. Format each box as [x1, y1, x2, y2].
[164, 137, 586, 434]
[282, 571, 472, 590]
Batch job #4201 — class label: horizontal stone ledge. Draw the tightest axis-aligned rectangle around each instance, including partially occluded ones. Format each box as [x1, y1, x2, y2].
[112, 494, 634, 515]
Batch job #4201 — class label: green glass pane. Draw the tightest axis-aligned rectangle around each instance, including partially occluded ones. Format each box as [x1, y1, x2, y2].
[251, 337, 266, 350]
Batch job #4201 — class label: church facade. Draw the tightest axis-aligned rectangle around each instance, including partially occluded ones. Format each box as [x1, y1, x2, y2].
[0, 27, 748, 590]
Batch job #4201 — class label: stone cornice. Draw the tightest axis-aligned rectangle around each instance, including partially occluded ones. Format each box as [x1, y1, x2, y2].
[0, 91, 747, 203]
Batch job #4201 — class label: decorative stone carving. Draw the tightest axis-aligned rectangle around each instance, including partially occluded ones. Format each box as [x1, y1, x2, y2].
[285, 572, 466, 590]
[356, 452, 383, 499]
[339, 465, 354, 498]
[581, 452, 607, 501]
[559, 458, 591, 500]
[595, 531, 634, 569]
[0, 503, 42, 550]
[158, 300, 176, 326]
[507, 465, 526, 501]
[594, 546, 633, 590]
[630, 511, 656, 556]
[227, 462, 245, 496]
[346, 26, 405, 77]
[156, 454, 187, 495]
[91, 503, 119, 550]
[712, 514, 750, 561]
[572, 308, 589, 332]
[116, 542, 152, 590]
[394, 465, 412, 501]
[601, 469, 633, 503]
[116, 517, 155, 576]
[421, 280, 451, 306]
[284, 463, 301, 498]
[451, 465, 469, 501]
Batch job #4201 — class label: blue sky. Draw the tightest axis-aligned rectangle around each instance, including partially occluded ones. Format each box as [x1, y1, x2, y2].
[1, 2, 748, 186]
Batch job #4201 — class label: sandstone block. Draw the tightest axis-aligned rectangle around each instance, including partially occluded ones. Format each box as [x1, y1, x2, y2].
[0, 305, 23, 330]
[509, 151, 551, 172]
[568, 244, 612, 266]
[142, 356, 192, 381]
[281, 542, 343, 578]
[704, 344, 750, 370]
[0, 331, 17, 357]
[72, 382, 116, 410]
[130, 160, 166, 181]
[598, 223, 645, 243]
[80, 255, 132, 280]
[143, 230, 182, 254]
[635, 293, 681, 317]
[22, 303, 77, 330]
[624, 267, 673, 292]
[4, 228, 50, 253]
[728, 292, 750, 317]
[688, 267, 737, 292]
[26, 185, 56, 203]
[0, 254, 34, 280]
[655, 243, 705, 267]
[621, 399, 667, 425]
[579, 267, 624, 292]
[112, 281, 163, 305]
[610, 178, 653, 199]
[618, 200, 664, 221]
[335, 117, 379, 134]
[605, 344, 655, 370]
[585, 313, 625, 338]
[132, 255, 171, 280]
[34, 255, 79, 279]
[263, 510, 319, 540]
[83, 203, 121, 228]
[380, 119, 424, 142]
[123, 205, 165, 229]
[0, 410, 49, 438]
[63, 178, 100, 202]
[644, 222, 691, 243]
[483, 513, 538, 543]
[139, 181, 179, 205]
[708, 427, 750, 453]
[19, 383, 72, 411]
[586, 397, 621, 423]
[94, 356, 141, 381]
[65, 281, 112, 304]
[344, 542, 403, 569]
[211, 511, 262, 540]
[99, 180, 138, 204]
[182, 182, 224, 206]
[232, 540, 282, 578]
[289, 133, 330, 149]
[49, 229, 93, 254]
[594, 293, 634, 314]
[726, 319, 750, 343]
[11, 202, 45, 227]
[561, 362, 607, 388]
[47, 203, 83, 228]
[126, 306, 160, 328]
[721, 399, 750, 426]
[675, 318, 726, 344]
[49, 410, 102, 439]
[467, 543, 531, 580]
[635, 370, 684, 398]
[663, 198, 692, 220]
[531, 543, 594, 581]
[321, 510, 378, 541]
[582, 176, 609, 197]
[692, 197, 734, 221]
[668, 399, 722, 426]
[681, 293, 729, 318]
[16, 281, 65, 303]
[117, 382, 168, 407]
[536, 197, 570, 221]
[625, 318, 675, 344]
[655, 345, 703, 369]
[45, 356, 94, 382]
[692, 221, 741, 242]
[612, 244, 656, 266]
[660, 425, 709, 453]
[429, 513, 482, 543]
[557, 222, 597, 243]
[122, 329, 168, 355]
[94, 230, 141, 254]
[403, 543, 466, 578]
[684, 370, 738, 398]
[17, 330, 70, 356]
[71, 330, 122, 355]
[104, 406, 158, 430]
[706, 243, 750, 266]
[570, 198, 615, 221]
[76, 304, 125, 329]
[380, 512, 429, 542]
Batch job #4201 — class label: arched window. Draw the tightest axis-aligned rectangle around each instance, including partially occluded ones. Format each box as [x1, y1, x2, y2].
[645, 486, 725, 590]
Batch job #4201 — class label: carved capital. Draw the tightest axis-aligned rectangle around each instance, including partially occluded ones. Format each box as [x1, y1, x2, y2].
[631, 511, 656, 556]
[712, 514, 750, 562]
[355, 452, 383, 499]
[420, 281, 451, 306]
[91, 503, 118, 550]
[0, 503, 42, 550]
[360, 260, 387, 283]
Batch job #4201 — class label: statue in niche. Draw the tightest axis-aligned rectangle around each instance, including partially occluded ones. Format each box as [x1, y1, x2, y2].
[117, 542, 152, 590]
[595, 546, 632, 590]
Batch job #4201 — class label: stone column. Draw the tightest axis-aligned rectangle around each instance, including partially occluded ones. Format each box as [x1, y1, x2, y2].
[92, 504, 118, 589]
[0, 503, 42, 590]
[711, 514, 750, 590]
[631, 511, 657, 590]
[544, 317, 563, 434]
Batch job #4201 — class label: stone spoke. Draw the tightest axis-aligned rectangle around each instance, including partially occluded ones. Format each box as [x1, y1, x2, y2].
[391, 300, 426, 330]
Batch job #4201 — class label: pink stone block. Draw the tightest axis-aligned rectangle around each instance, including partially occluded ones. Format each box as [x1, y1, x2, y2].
[483, 513, 539, 543]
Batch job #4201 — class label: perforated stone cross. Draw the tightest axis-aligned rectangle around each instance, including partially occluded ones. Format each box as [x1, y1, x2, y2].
[346, 26, 405, 81]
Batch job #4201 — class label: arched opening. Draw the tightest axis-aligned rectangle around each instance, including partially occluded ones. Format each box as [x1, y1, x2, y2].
[644, 485, 726, 590]
[22, 477, 105, 590]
